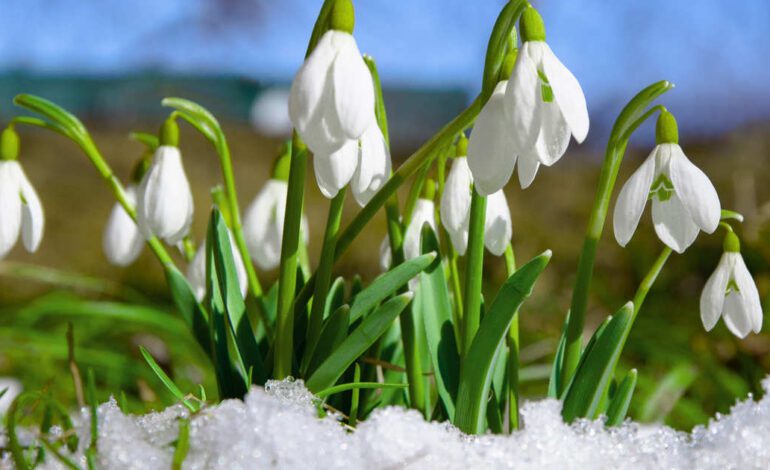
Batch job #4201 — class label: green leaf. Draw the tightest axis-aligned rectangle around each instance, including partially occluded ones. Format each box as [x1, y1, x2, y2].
[548, 310, 569, 398]
[417, 225, 460, 418]
[139, 347, 198, 413]
[172, 418, 191, 470]
[349, 253, 436, 322]
[210, 209, 267, 385]
[14, 94, 88, 138]
[640, 363, 698, 422]
[315, 381, 408, 399]
[306, 305, 350, 377]
[162, 97, 222, 147]
[324, 277, 346, 321]
[306, 293, 414, 392]
[606, 369, 637, 426]
[561, 302, 634, 422]
[453, 251, 551, 434]
[164, 266, 211, 358]
[129, 131, 159, 150]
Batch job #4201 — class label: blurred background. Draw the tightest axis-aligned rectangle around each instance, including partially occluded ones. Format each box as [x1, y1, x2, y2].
[1, 0, 769, 430]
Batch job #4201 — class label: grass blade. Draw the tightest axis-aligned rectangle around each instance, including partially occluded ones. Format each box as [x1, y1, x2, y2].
[606, 369, 637, 426]
[139, 346, 198, 413]
[640, 363, 698, 423]
[453, 251, 551, 434]
[315, 382, 408, 399]
[165, 266, 212, 357]
[306, 293, 414, 392]
[306, 305, 350, 377]
[172, 418, 191, 470]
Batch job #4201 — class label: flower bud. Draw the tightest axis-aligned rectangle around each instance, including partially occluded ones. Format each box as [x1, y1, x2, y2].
[499, 50, 518, 81]
[520, 7, 546, 42]
[1, 127, 19, 161]
[159, 117, 179, 147]
[330, 0, 355, 34]
[655, 110, 679, 145]
[723, 230, 740, 253]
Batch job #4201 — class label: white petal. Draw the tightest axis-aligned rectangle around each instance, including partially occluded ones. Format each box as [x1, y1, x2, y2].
[288, 31, 336, 135]
[228, 230, 249, 299]
[313, 139, 358, 198]
[0, 162, 22, 258]
[16, 165, 44, 253]
[668, 144, 721, 234]
[243, 180, 287, 270]
[541, 43, 589, 143]
[379, 236, 392, 271]
[136, 146, 194, 244]
[351, 123, 390, 206]
[331, 33, 375, 140]
[484, 190, 512, 256]
[651, 193, 699, 253]
[531, 99, 571, 166]
[613, 148, 657, 247]
[732, 254, 763, 334]
[504, 43, 542, 153]
[467, 81, 517, 196]
[440, 157, 473, 233]
[723, 291, 752, 339]
[103, 185, 144, 267]
[186, 245, 207, 302]
[404, 199, 436, 261]
[699, 253, 730, 331]
[517, 152, 541, 189]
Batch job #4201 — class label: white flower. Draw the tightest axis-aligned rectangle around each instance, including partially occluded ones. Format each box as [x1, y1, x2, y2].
[504, 16, 588, 174]
[351, 122, 391, 206]
[0, 160, 44, 259]
[313, 139, 358, 198]
[187, 230, 248, 302]
[613, 143, 720, 253]
[102, 185, 144, 267]
[243, 179, 308, 271]
[404, 198, 437, 261]
[441, 157, 512, 256]
[136, 146, 194, 245]
[289, 29, 374, 156]
[700, 240, 762, 338]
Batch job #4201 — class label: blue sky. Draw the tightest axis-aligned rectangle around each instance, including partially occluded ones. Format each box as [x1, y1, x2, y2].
[2, 0, 769, 136]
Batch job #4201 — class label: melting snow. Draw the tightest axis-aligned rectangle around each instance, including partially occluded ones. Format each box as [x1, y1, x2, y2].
[11, 377, 770, 469]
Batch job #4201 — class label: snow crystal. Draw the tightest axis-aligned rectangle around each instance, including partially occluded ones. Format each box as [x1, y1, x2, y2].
[22, 376, 770, 469]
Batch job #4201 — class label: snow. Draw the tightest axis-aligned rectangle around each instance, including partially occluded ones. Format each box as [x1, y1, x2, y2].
[18, 377, 770, 469]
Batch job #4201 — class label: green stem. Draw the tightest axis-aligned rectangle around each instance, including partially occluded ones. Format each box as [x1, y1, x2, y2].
[504, 243, 519, 431]
[274, 133, 308, 379]
[302, 190, 346, 376]
[560, 82, 674, 391]
[461, 188, 486, 357]
[631, 247, 672, 320]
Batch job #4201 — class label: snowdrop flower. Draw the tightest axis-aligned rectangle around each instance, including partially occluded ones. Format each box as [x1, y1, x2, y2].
[351, 121, 391, 206]
[404, 183, 438, 261]
[442, 139, 512, 255]
[136, 120, 194, 245]
[700, 231, 762, 338]
[288, 0, 374, 157]
[187, 228, 248, 302]
[313, 139, 358, 198]
[0, 127, 44, 259]
[243, 152, 309, 270]
[613, 111, 720, 253]
[503, 7, 588, 186]
[103, 184, 144, 266]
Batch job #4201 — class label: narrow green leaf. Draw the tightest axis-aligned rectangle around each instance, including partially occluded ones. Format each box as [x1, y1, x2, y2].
[164, 266, 211, 357]
[172, 418, 191, 470]
[306, 293, 414, 392]
[561, 302, 634, 422]
[210, 209, 267, 385]
[14, 94, 88, 137]
[315, 382, 408, 399]
[129, 131, 159, 150]
[350, 364, 362, 427]
[139, 347, 198, 413]
[86, 368, 98, 462]
[349, 253, 435, 322]
[417, 225, 460, 418]
[547, 310, 569, 398]
[324, 277, 346, 321]
[606, 369, 637, 426]
[640, 363, 698, 423]
[162, 97, 222, 146]
[306, 305, 350, 377]
[453, 251, 551, 434]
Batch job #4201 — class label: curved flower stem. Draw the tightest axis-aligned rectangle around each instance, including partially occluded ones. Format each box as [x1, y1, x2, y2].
[461, 188, 487, 357]
[301, 189, 346, 376]
[274, 132, 308, 379]
[631, 247, 672, 320]
[504, 243, 520, 431]
[560, 81, 674, 392]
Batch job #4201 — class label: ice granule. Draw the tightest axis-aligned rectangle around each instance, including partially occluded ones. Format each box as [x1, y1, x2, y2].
[18, 376, 769, 469]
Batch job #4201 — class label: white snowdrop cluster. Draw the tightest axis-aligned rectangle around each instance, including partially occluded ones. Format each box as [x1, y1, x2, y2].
[20, 377, 770, 469]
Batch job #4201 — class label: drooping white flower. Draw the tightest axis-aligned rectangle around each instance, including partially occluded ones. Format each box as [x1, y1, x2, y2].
[187, 229, 248, 302]
[613, 112, 720, 253]
[700, 233, 762, 338]
[441, 155, 512, 256]
[313, 139, 359, 199]
[351, 121, 391, 206]
[103, 185, 144, 267]
[504, 7, 588, 175]
[136, 145, 194, 245]
[404, 198, 437, 261]
[288, 25, 374, 157]
[0, 160, 44, 259]
[243, 179, 309, 271]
